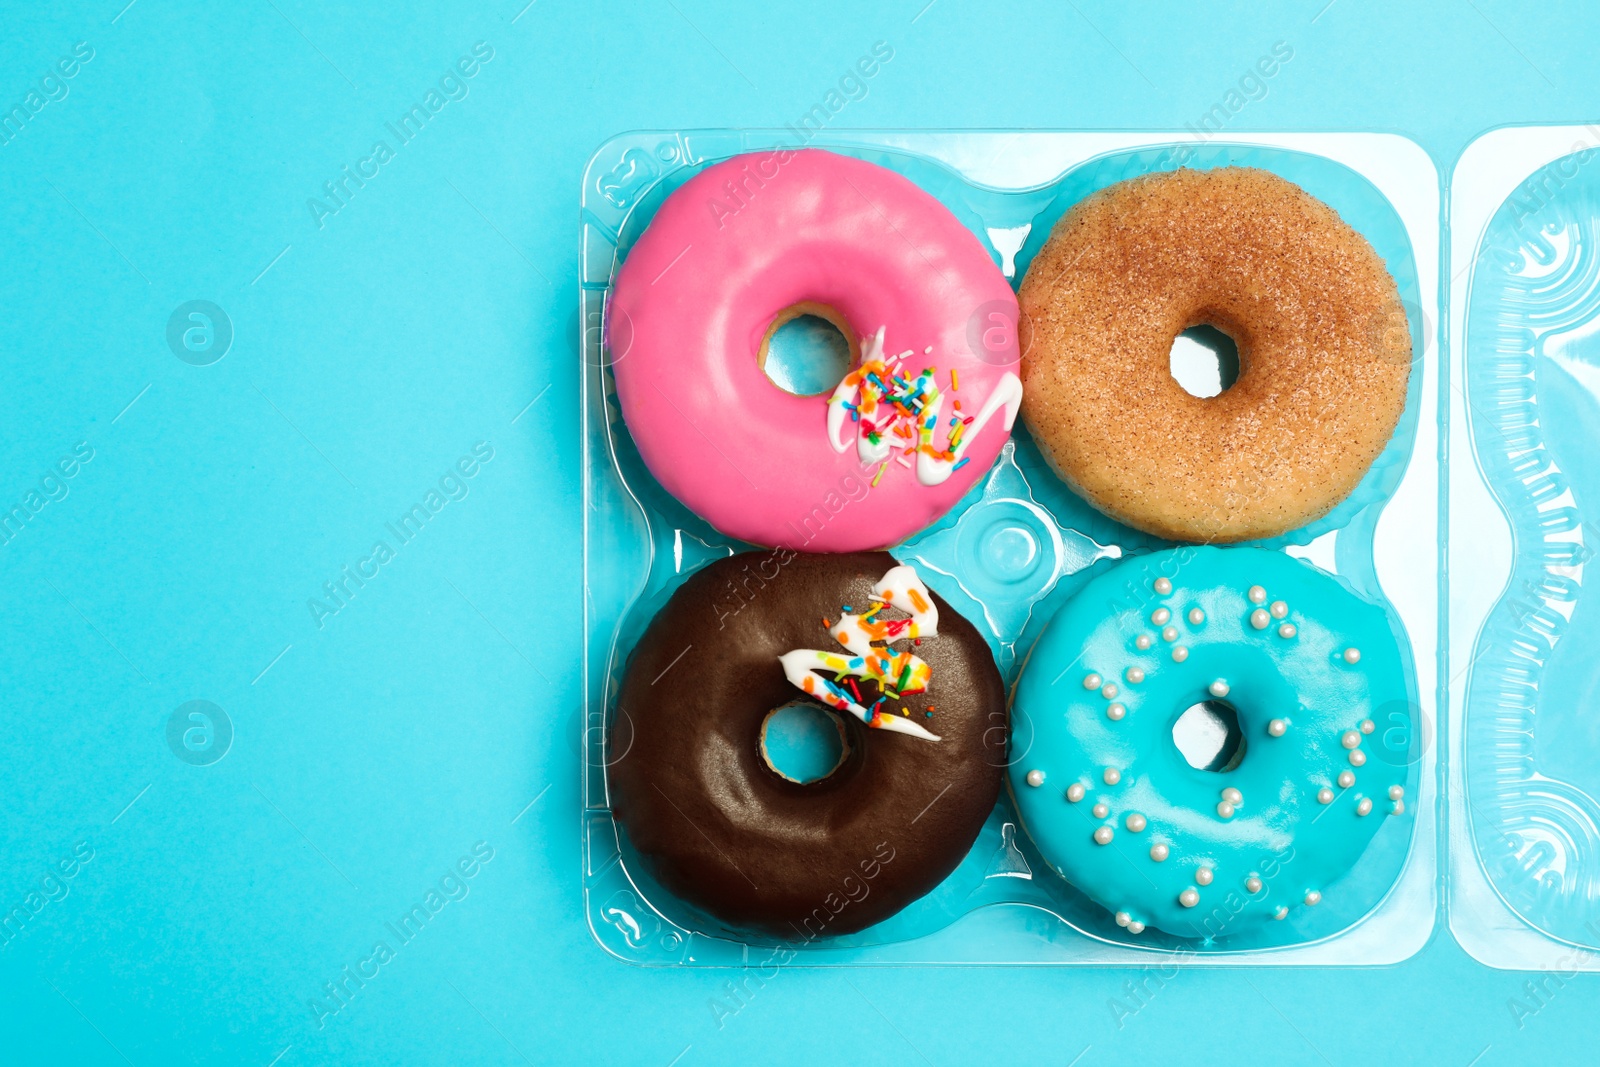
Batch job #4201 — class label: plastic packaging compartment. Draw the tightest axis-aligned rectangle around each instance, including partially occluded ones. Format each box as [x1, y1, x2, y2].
[1450, 124, 1600, 970]
[581, 131, 1440, 966]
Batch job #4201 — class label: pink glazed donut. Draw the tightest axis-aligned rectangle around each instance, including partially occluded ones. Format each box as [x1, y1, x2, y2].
[608, 148, 1022, 552]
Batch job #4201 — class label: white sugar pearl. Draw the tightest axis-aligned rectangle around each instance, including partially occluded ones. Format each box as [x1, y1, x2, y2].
[1209, 679, 1230, 698]
[1216, 801, 1235, 819]
[1126, 920, 1145, 934]
[1083, 673, 1102, 690]
[1093, 803, 1110, 819]
[1391, 800, 1405, 816]
[1172, 646, 1189, 662]
[1188, 608, 1205, 625]
[1267, 719, 1288, 737]
[1179, 888, 1199, 908]
[1135, 634, 1153, 650]
[1103, 768, 1122, 785]
[1151, 608, 1171, 626]
[1125, 813, 1147, 832]
[1245, 876, 1263, 893]
[1338, 770, 1355, 789]
[1251, 609, 1271, 630]
[1278, 623, 1297, 639]
[1116, 910, 1131, 927]
[1067, 784, 1086, 802]
[1125, 667, 1145, 684]
[1101, 683, 1119, 699]
[1317, 788, 1334, 804]
[1107, 703, 1126, 721]
[1154, 578, 1172, 595]
[1196, 866, 1214, 886]
[1304, 890, 1322, 906]
[1342, 730, 1361, 750]
[1343, 647, 1362, 664]
[1248, 585, 1267, 604]
[1162, 625, 1179, 642]
[1274, 906, 1289, 920]
[1221, 787, 1242, 806]
[1025, 770, 1045, 787]
[1357, 798, 1373, 816]
[1361, 719, 1375, 734]
[1149, 844, 1169, 862]
[1349, 750, 1367, 767]
[1270, 601, 1288, 619]
[1094, 826, 1114, 845]
[1388, 785, 1404, 800]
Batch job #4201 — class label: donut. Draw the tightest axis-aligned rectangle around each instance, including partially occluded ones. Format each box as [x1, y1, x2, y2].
[1008, 546, 1410, 938]
[609, 549, 1006, 937]
[1018, 166, 1411, 543]
[609, 148, 1023, 552]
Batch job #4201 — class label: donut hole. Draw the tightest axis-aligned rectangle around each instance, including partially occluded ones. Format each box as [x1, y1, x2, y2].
[759, 700, 852, 784]
[1172, 699, 1248, 773]
[759, 303, 857, 396]
[1168, 324, 1240, 398]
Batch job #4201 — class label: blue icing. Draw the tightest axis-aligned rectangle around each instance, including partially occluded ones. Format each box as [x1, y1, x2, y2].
[1008, 546, 1410, 940]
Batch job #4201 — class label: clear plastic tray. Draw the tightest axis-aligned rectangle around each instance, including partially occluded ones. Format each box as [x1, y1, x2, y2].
[1450, 123, 1600, 971]
[581, 131, 1440, 966]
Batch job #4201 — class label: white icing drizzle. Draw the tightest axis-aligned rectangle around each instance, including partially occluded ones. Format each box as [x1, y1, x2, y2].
[778, 564, 942, 742]
[825, 327, 1023, 487]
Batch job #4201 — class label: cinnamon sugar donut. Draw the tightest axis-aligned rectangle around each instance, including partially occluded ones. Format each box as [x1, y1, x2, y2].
[1018, 167, 1411, 543]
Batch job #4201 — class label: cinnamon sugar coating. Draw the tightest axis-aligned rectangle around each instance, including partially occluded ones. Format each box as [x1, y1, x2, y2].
[1018, 167, 1411, 542]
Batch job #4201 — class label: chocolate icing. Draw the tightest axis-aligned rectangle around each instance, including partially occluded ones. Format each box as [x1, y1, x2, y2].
[609, 550, 1006, 939]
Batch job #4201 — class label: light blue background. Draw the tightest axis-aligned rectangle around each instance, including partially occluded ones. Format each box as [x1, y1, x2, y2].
[1, 1, 1594, 1064]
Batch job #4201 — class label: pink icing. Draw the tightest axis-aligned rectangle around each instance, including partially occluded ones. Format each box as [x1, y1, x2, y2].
[609, 148, 1020, 552]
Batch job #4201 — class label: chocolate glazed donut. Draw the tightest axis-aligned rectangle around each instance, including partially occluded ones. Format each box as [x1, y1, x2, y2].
[609, 550, 1006, 939]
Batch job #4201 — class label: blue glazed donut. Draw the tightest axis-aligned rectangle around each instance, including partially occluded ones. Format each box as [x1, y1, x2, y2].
[1008, 546, 1412, 939]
